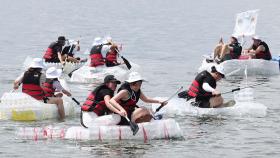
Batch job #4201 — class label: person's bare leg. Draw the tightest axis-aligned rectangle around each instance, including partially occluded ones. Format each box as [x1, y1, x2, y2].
[220, 44, 230, 60]
[209, 96, 224, 108]
[66, 56, 79, 63]
[214, 44, 223, 59]
[47, 97, 65, 120]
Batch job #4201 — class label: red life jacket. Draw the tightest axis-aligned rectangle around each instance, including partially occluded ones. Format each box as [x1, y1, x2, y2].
[118, 82, 141, 119]
[81, 85, 111, 116]
[90, 45, 105, 67]
[106, 50, 118, 64]
[43, 42, 61, 62]
[42, 80, 55, 97]
[187, 71, 216, 98]
[22, 70, 45, 100]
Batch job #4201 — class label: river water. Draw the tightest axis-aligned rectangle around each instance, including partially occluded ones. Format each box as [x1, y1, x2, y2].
[0, 0, 280, 157]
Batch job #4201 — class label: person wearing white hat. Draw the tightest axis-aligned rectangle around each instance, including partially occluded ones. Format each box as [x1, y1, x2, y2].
[13, 58, 46, 100]
[61, 39, 84, 63]
[243, 35, 272, 60]
[212, 34, 242, 63]
[89, 37, 107, 67]
[109, 72, 167, 125]
[42, 67, 72, 120]
[178, 65, 225, 108]
[43, 36, 67, 64]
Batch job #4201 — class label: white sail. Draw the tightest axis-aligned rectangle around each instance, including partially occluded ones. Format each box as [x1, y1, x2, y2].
[233, 9, 259, 37]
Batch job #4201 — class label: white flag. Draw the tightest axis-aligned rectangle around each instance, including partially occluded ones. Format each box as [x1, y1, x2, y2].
[233, 9, 259, 37]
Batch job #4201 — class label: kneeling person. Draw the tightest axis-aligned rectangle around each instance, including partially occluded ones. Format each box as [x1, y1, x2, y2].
[186, 65, 225, 108]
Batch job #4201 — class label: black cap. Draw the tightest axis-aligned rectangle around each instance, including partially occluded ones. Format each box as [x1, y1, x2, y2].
[58, 36, 66, 41]
[104, 75, 121, 84]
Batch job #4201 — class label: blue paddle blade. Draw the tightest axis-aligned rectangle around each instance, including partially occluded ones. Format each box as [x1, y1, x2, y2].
[154, 114, 163, 120]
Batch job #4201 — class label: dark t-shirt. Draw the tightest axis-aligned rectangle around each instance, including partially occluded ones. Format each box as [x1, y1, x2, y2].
[95, 88, 114, 102]
[195, 70, 216, 101]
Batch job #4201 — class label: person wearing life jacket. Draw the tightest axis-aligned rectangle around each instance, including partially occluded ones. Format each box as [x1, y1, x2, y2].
[109, 72, 167, 125]
[105, 44, 121, 67]
[61, 39, 82, 63]
[179, 65, 225, 108]
[14, 58, 46, 100]
[244, 35, 272, 60]
[43, 36, 66, 63]
[42, 67, 72, 120]
[213, 34, 242, 63]
[81, 75, 126, 126]
[89, 37, 109, 67]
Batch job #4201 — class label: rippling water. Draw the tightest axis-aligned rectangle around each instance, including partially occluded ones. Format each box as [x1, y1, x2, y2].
[1, 0, 280, 157]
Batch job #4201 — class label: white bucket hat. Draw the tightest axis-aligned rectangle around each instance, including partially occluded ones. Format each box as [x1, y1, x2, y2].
[231, 34, 239, 40]
[92, 37, 102, 46]
[102, 36, 113, 44]
[215, 65, 225, 78]
[46, 67, 62, 79]
[126, 72, 146, 83]
[29, 58, 46, 69]
[252, 35, 261, 41]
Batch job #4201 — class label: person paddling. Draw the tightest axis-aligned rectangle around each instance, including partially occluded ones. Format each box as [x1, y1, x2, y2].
[243, 35, 272, 60]
[109, 72, 167, 125]
[14, 58, 46, 100]
[105, 44, 122, 67]
[42, 67, 72, 120]
[89, 37, 111, 67]
[61, 39, 85, 63]
[81, 75, 126, 126]
[213, 34, 242, 63]
[43, 36, 67, 64]
[179, 65, 225, 108]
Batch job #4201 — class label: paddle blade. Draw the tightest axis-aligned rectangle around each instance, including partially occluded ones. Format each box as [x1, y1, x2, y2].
[129, 121, 139, 135]
[80, 111, 88, 128]
[121, 56, 132, 70]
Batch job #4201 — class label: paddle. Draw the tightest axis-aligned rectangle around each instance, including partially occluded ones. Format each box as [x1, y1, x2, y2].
[124, 116, 139, 135]
[155, 86, 184, 113]
[114, 48, 132, 70]
[71, 97, 88, 128]
[222, 82, 266, 94]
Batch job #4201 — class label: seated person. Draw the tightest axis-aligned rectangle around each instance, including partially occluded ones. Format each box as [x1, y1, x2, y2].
[105, 44, 122, 67]
[61, 39, 85, 63]
[213, 34, 242, 62]
[42, 67, 72, 120]
[109, 72, 167, 125]
[14, 58, 46, 100]
[243, 35, 272, 60]
[43, 36, 66, 63]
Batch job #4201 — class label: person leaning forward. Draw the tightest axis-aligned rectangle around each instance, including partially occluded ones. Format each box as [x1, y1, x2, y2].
[109, 72, 167, 125]
[179, 65, 225, 108]
[43, 36, 66, 64]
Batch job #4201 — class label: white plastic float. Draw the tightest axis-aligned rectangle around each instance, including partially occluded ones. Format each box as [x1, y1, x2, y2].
[0, 92, 76, 121]
[198, 58, 279, 76]
[16, 119, 183, 141]
[70, 63, 140, 84]
[152, 88, 267, 117]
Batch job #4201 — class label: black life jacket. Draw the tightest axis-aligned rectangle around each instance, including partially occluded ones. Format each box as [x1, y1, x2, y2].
[22, 70, 45, 100]
[187, 70, 216, 99]
[117, 82, 141, 119]
[229, 42, 242, 59]
[81, 84, 113, 116]
[62, 44, 75, 57]
[43, 42, 62, 62]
